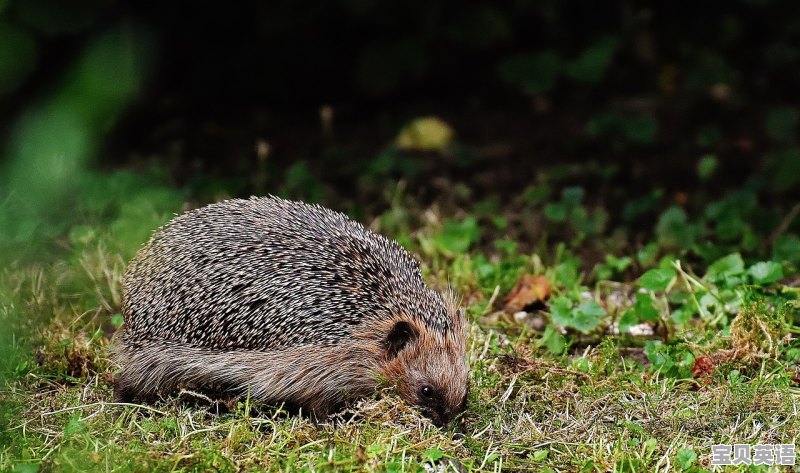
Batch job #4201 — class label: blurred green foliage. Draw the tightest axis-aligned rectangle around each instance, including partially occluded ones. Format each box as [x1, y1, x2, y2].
[1, 23, 154, 255]
[499, 35, 620, 94]
[2, 0, 800, 200]
[0, 13, 164, 389]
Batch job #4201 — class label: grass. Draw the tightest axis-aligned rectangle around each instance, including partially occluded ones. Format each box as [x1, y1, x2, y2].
[1, 166, 799, 472]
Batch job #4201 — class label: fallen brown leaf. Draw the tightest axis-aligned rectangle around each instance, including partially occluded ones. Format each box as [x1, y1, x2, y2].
[502, 274, 552, 313]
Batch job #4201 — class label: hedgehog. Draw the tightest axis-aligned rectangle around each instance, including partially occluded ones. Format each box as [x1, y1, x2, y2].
[111, 196, 468, 426]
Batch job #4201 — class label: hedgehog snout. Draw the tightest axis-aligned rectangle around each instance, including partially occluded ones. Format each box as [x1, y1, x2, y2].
[405, 380, 467, 427]
[394, 351, 468, 427]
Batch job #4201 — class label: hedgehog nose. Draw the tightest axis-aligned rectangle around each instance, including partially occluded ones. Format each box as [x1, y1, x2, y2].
[435, 410, 452, 427]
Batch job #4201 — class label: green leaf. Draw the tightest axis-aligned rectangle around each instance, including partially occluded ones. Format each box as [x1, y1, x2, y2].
[639, 268, 676, 291]
[698, 292, 718, 315]
[622, 115, 658, 144]
[492, 216, 508, 231]
[282, 161, 326, 202]
[549, 296, 573, 328]
[675, 346, 695, 377]
[786, 348, 800, 363]
[563, 36, 619, 83]
[644, 438, 658, 454]
[571, 206, 608, 236]
[532, 449, 549, 462]
[705, 253, 745, 282]
[596, 254, 632, 280]
[765, 106, 798, 142]
[553, 261, 579, 288]
[671, 305, 694, 325]
[764, 147, 800, 191]
[655, 207, 699, 249]
[11, 464, 39, 473]
[633, 293, 660, 322]
[433, 217, 481, 255]
[384, 462, 402, 473]
[539, 325, 566, 354]
[773, 234, 800, 264]
[423, 448, 444, 462]
[498, 50, 562, 94]
[644, 341, 673, 373]
[623, 191, 663, 221]
[595, 265, 612, 281]
[748, 261, 783, 285]
[561, 186, 585, 207]
[572, 357, 590, 372]
[728, 369, 741, 384]
[585, 111, 622, 137]
[572, 301, 606, 333]
[521, 183, 551, 205]
[696, 125, 722, 147]
[395, 116, 454, 152]
[636, 242, 659, 267]
[64, 415, 85, 436]
[644, 341, 693, 377]
[606, 255, 632, 272]
[618, 309, 639, 333]
[544, 202, 568, 222]
[110, 313, 124, 328]
[675, 449, 697, 470]
[585, 112, 658, 145]
[697, 154, 718, 180]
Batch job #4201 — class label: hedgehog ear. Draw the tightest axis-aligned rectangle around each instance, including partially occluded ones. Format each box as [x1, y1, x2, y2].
[384, 321, 417, 359]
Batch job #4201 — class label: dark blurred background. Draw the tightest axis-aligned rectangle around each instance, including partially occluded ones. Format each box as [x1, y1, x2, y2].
[1, 0, 800, 258]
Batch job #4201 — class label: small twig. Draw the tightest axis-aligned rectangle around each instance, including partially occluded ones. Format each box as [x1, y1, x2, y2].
[500, 375, 518, 404]
[767, 201, 800, 248]
[483, 285, 501, 315]
[672, 260, 716, 319]
[39, 401, 168, 417]
[177, 388, 213, 403]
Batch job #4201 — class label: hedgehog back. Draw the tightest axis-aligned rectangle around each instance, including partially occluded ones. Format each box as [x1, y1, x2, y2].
[122, 196, 450, 350]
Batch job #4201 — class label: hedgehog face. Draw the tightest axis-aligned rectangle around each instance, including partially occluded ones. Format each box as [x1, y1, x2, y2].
[382, 318, 468, 427]
[402, 344, 468, 427]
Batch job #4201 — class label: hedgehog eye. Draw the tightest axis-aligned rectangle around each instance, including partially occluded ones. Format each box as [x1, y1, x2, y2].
[420, 385, 434, 399]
